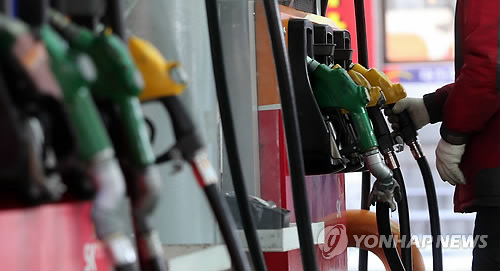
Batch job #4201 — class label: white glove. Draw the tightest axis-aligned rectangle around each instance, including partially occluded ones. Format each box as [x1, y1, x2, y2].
[384, 97, 430, 131]
[435, 139, 466, 185]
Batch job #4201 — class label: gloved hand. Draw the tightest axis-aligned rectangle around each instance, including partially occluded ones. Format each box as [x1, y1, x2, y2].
[435, 139, 466, 185]
[384, 97, 430, 131]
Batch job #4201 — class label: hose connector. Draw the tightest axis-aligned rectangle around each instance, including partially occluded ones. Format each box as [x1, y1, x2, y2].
[409, 140, 424, 160]
[364, 148, 392, 181]
[383, 151, 400, 170]
[369, 179, 401, 212]
[364, 148, 401, 211]
[190, 150, 218, 187]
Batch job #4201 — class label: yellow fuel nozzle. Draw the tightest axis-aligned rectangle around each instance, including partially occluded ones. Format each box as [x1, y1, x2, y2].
[128, 36, 186, 101]
[347, 68, 382, 108]
[350, 63, 406, 105]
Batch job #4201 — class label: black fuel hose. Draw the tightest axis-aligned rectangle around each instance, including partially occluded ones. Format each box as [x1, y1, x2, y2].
[103, 0, 126, 39]
[392, 167, 413, 270]
[320, 0, 328, 16]
[353, 0, 369, 69]
[148, 97, 250, 270]
[376, 203, 406, 271]
[396, 108, 443, 271]
[417, 156, 443, 271]
[262, 0, 319, 270]
[367, 106, 412, 270]
[359, 171, 370, 271]
[352, 0, 393, 268]
[203, 183, 251, 271]
[204, 1, 267, 270]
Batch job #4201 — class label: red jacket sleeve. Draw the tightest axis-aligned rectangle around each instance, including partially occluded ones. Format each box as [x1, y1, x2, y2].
[440, 0, 500, 145]
[423, 83, 453, 124]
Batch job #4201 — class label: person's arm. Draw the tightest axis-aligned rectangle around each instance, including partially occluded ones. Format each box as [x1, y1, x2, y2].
[440, 1, 500, 145]
[423, 83, 453, 124]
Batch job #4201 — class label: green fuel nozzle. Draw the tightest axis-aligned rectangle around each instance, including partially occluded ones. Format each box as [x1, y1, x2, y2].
[48, 10, 165, 270]
[307, 57, 400, 210]
[39, 23, 140, 270]
[49, 10, 153, 167]
[307, 56, 376, 152]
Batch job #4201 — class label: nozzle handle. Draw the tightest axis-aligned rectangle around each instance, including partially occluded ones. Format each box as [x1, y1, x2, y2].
[155, 96, 203, 163]
[389, 105, 418, 144]
[367, 106, 393, 153]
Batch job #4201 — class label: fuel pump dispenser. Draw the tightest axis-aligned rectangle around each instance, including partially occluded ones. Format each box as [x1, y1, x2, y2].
[0, 14, 85, 205]
[287, 19, 347, 175]
[37, 19, 140, 271]
[306, 58, 400, 210]
[307, 57, 409, 271]
[352, 64, 443, 271]
[0, 71, 50, 204]
[285, 14, 408, 271]
[46, 8, 167, 271]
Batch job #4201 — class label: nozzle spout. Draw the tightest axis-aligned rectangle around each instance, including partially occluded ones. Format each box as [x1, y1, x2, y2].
[364, 148, 401, 211]
[364, 148, 392, 182]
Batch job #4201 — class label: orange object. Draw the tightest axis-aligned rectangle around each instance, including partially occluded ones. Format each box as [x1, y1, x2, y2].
[325, 209, 425, 271]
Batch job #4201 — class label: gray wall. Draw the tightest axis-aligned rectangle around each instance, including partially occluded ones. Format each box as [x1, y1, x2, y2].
[218, 0, 261, 197]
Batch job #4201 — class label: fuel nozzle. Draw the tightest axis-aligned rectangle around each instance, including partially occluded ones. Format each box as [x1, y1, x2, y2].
[129, 36, 203, 165]
[365, 148, 400, 211]
[307, 57, 400, 209]
[346, 67, 384, 108]
[0, 14, 98, 203]
[350, 63, 420, 156]
[40, 23, 141, 270]
[48, 9, 144, 100]
[307, 57, 376, 152]
[49, 14, 167, 271]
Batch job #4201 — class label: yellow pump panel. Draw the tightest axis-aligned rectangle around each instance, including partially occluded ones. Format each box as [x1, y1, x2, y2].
[350, 63, 407, 105]
[128, 37, 185, 101]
